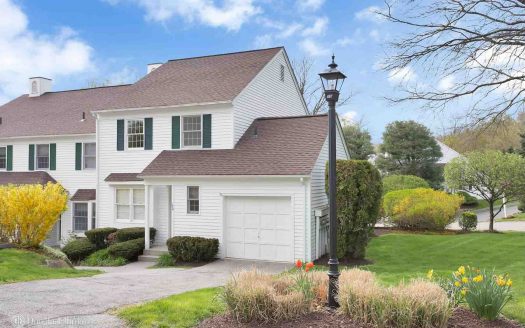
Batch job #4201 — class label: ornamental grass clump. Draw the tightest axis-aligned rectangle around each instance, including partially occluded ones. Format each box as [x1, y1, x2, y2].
[339, 268, 450, 328]
[222, 261, 326, 323]
[444, 266, 512, 320]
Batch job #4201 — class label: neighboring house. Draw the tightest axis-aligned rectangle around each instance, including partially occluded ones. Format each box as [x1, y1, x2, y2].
[436, 140, 461, 165]
[0, 47, 349, 262]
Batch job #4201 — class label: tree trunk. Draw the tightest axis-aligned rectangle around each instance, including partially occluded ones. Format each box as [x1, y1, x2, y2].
[489, 201, 495, 232]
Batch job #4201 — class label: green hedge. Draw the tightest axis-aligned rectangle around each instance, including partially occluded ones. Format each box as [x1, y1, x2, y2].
[84, 227, 118, 248]
[457, 191, 479, 207]
[326, 160, 383, 259]
[62, 238, 97, 262]
[459, 211, 477, 231]
[107, 238, 145, 261]
[167, 236, 219, 262]
[116, 227, 156, 243]
[382, 175, 430, 195]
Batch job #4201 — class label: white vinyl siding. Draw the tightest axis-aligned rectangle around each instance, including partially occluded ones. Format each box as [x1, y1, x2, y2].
[233, 50, 307, 143]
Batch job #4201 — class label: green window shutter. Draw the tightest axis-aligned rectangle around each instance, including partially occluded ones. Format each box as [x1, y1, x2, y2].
[75, 143, 82, 170]
[6, 145, 13, 171]
[28, 144, 35, 171]
[202, 114, 212, 148]
[144, 118, 153, 150]
[117, 119, 125, 151]
[50, 143, 56, 170]
[172, 116, 180, 149]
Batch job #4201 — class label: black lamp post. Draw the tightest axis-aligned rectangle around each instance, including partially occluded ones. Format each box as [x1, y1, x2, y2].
[319, 55, 346, 308]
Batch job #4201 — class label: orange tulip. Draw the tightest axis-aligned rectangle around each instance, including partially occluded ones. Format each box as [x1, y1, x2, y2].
[305, 262, 314, 271]
[295, 259, 303, 269]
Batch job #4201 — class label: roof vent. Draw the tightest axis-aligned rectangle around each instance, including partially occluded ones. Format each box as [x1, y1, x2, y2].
[81, 112, 86, 121]
[147, 63, 162, 74]
[29, 77, 52, 97]
[252, 126, 258, 138]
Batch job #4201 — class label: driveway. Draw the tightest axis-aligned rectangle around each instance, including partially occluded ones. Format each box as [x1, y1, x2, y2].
[0, 260, 291, 328]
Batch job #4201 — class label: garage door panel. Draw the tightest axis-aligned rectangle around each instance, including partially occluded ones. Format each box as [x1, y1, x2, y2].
[225, 196, 293, 262]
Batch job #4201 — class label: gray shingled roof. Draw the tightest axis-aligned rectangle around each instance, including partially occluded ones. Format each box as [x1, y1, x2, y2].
[0, 47, 282, 138]
[70, 189, 96, 201]
[0, 172, 57, 185]
[105, 173, 143, 182]
[140, 115, 328, 177]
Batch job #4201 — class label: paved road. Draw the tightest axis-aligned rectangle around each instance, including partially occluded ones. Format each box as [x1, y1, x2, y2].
[0, 260, 290, 328]
[474, 203, 519, 222]
[448, 203, 524, 231]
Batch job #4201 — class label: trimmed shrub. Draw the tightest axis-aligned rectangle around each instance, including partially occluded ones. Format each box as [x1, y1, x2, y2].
[382, 174, 430, 195]
[326, 160, 383, 259]
[107, 238, 145, 261]
[339, 268, 451, 328]
[457, 191, 479, 207]
[81, 248, 127, 266]
[383, 188, 463, 230]
[84, 227, 118, 248]
[115, 227, 156, 243]
[62, 238, 97, 262]
[167, 236, 219, 262]
[459, 212, 477, 231]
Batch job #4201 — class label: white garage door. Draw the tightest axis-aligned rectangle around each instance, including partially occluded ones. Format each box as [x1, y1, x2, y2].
[225, 196, 293, 262]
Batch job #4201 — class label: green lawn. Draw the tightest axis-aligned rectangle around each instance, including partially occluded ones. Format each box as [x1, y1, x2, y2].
[116, 232, 525, 327]
[0, 248, 100, 284]
[361, 232, 525, 322]
[117, 287, 224, 328]
[497, 212, 525, 222]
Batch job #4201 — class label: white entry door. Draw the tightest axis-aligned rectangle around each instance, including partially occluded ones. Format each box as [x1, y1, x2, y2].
[225, 196, 293, 262]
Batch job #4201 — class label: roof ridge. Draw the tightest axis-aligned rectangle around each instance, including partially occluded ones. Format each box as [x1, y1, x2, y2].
[40, 83, 133, 95]
[256, 114, 328, 121]
[166, 47, 283, 63]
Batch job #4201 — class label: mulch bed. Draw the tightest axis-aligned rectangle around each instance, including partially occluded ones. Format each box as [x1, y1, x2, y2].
[198, 308, 523, 328]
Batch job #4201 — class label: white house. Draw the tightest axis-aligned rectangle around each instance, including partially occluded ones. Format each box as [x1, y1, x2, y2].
[0, 47, 349, 262]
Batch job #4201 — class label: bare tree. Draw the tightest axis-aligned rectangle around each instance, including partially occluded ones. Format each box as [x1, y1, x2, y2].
[292, 57, 352, 115]
[380, 0, 525, 126]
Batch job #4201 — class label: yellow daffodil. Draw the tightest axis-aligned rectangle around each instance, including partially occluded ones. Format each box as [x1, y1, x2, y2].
[506, 279, 513, 287]
[473, 275, 484, 283]
[427, 269, 434, 280]
[457, 266, 466, 275]
[462, 277, 469, 283]
[454, 281, 461, 287]
[496, 278, 506, 287]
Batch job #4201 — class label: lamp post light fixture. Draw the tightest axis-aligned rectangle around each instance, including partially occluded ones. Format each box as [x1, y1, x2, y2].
[319, 55, 346, 308]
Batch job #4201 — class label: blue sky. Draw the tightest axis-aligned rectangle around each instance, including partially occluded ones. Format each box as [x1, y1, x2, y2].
[0, 0, 453, 142]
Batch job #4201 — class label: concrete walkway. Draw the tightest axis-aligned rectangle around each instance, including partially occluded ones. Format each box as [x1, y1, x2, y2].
[0, 260, 291, 328]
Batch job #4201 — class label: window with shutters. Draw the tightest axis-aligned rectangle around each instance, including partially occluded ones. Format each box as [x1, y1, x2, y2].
[73, 203, 88, 232]
[0, 147, 6, 170]
[36, 144, 49, 169]
[83, 143, 96, 169]
[127, 120, 144, 149]
[115, 188, 145, 222]
[182, 116, 202, 147]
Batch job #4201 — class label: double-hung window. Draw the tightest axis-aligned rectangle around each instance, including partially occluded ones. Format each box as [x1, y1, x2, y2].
[116, 188, 145, 222]
[73, 203, 88, 232]
[182, 116, 201, 147]
[0, 147, 6, 170]
[127, 120, 144, 149]
[187, 186, 200, 214]
[83, 143, 96, 169]
[36, 144, 50, 169]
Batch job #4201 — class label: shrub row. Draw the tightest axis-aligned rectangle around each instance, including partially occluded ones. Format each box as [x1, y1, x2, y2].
[167, 236, 218, 262]
[62, 238, 97, 262]
[107, 238, 145, 261]
[457, 191, 479, 207]
[85, 227, 118, 248]
[116, 227, 156, 243]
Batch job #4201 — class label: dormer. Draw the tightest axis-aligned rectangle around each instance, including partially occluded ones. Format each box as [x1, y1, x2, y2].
[29, 77, 52, 97]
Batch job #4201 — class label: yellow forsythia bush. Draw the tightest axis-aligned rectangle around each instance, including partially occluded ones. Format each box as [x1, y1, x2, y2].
[383, 188, 463, 230]
[0, 183, 67, 247]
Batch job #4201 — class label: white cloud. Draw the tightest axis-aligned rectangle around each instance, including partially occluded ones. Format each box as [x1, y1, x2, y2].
[254, 34, 273, 48]
[369, 29, 381, 42]
[355, 6, 386, 23]
[387, 67, 417, 84]
[340, 111, 358, 126]
[299, 38, 330, 57]
[438, 75, 455, 91]
[297, 0, 325, 11]
[106, 0, 261, 31]
[301, 17, 328, 37]
[0, 0, 93, 104]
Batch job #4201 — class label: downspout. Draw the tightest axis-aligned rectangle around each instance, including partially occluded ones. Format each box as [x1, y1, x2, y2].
[301, 177, 310, 262]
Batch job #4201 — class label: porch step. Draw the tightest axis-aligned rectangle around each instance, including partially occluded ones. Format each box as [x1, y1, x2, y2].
[138, 255, 159, 262]
[143, 248, 169, 256]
